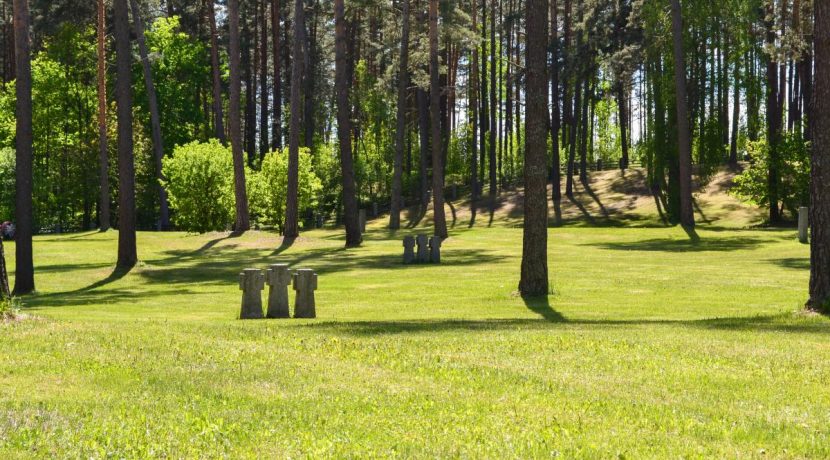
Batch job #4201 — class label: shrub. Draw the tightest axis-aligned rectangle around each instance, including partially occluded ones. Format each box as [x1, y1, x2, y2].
[162, 140, 236, 233]
[731, 132, 810, 220]
[249, 148, 322, 233]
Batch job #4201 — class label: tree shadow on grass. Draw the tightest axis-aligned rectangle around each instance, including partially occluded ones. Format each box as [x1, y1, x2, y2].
[584, 233, 767, 252]
[134, 243, 508, 287]
[522, 295, 565, 322]
[769, 257, 810, 270]
[299, 313, 830, 336]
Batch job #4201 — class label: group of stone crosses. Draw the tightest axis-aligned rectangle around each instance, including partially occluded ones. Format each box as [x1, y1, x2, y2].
[402, 234, 442, 264]
[239, 264, 317, 320]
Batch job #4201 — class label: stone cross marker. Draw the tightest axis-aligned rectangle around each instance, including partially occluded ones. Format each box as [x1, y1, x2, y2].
[293, 269, 318, 318]
[429, 236, 443, 263]
[416, 234, 429, 263]
[403, 236, 416, 264]
[799, 206, 809, 244]
[359, 209, 367, 233]
[265, 264, 292, 318]
[239, 268, 265, 319]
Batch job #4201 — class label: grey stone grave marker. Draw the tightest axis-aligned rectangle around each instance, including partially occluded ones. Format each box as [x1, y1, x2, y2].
[403, 236, 416, 264]
[293, 269, 318, 318]
[799, 207, 809, 244]
[416, 234, 429, 263]
[265, 264, 292, 318]
[239, 268, 265, 319]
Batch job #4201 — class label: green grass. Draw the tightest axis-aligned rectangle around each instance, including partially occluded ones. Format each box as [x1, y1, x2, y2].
[0, 190, 828, 457]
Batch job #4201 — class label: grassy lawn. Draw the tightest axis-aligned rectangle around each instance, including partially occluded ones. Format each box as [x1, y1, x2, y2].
[1, 193, 828, 457]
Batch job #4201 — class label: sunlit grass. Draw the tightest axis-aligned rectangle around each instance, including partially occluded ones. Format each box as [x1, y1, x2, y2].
[0, 178, 826, 457]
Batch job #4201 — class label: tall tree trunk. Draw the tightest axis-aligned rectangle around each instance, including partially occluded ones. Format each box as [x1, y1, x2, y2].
[229, 0, 251, 231]
[271, 0, 282, 149]
[729, 57, 740, 165]
[284, 0, 305, 238]
[417, 87, 430, 211]
[670, 0, 694, 228]
[549, 0, 560, 205]
[429, 0, 447, 238]
[243, 18, 256, 163]
[208, 0, 226, 144]
[765, 0, 781, 223]
[471, 0, 479, 219]
[130, 0, 170, 231]
[114, 0, 138, 267]
[335, 0, 361, 246]
[810, 0, 830, 310]
[303, 6, 316, 147]
[617, 82, 629, 171]
[12, 0, 34, 293]
[488, 0, 497, 202]
[390, 0, 410, 230]
[579, 77, 588, 184]
[520, 0, 549, 296]
[97, 0, 110, 231]
[259, 0, 269, 158]
[480, 0, 489, 191]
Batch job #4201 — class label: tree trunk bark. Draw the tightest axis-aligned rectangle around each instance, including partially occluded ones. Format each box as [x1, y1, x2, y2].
[550, 0, 561, 204]
[470, 0, 479, 219]
[520, 0, 549, 296]
[0, 238, 10, 300]
[114, 0, 138, 267]
[97, 0, 110, 231]
[429, 0, 447, 238]
[284, 0, 305, 238]
[389, 0, 410, 230]
[729, 57, 740, 165]
[765, 0, 781, 223]
[271, 0, 282, 150]
[130, 0, 170, 231]
[489, 0, 497, 203]
[335, 0, 361, 246]
[810, 0, 830, 311]
[617, 83, 629, 171]
[13, 0, 35, 295]
[229, 0, 251, 232]
[208, 0, 226, 144]
[417, 87, 430, 212]
[670, 0, 694, 228]
[259, 0, 269, 158]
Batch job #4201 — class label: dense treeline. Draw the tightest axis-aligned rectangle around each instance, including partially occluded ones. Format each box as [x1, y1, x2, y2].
[0, 0, 816, 231]
[0, 0, 828, 307]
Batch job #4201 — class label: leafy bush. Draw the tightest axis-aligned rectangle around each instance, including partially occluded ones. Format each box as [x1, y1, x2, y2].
[249, 148, 322, 233]
[162, 140, 236, 233]
[731, 131, 810, 220]
[0, 148, 14, 222]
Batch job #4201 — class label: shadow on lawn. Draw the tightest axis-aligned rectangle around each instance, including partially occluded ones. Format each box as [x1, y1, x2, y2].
[769, 257, 810, 270]
[133, 243, 507, 287]
[584, 234, 768, 252]
[300, 313, 830, 336]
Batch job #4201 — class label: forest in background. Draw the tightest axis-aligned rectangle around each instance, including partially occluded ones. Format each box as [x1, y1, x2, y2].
[0, 0, 814, 234]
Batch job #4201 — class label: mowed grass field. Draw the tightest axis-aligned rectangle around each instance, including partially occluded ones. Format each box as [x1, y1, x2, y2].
[1, 174, 828, 458]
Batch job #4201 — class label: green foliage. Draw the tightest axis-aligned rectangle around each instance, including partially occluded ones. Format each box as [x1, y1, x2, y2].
[162, 140, 235, 233]
[0, 24, 100, 232]
[0, 148, 14, 221]
[249, 148, 322, 233]
[134, 17, 210, 152]
[0, 296, 21, 321]
[731, 132, 810, 220]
